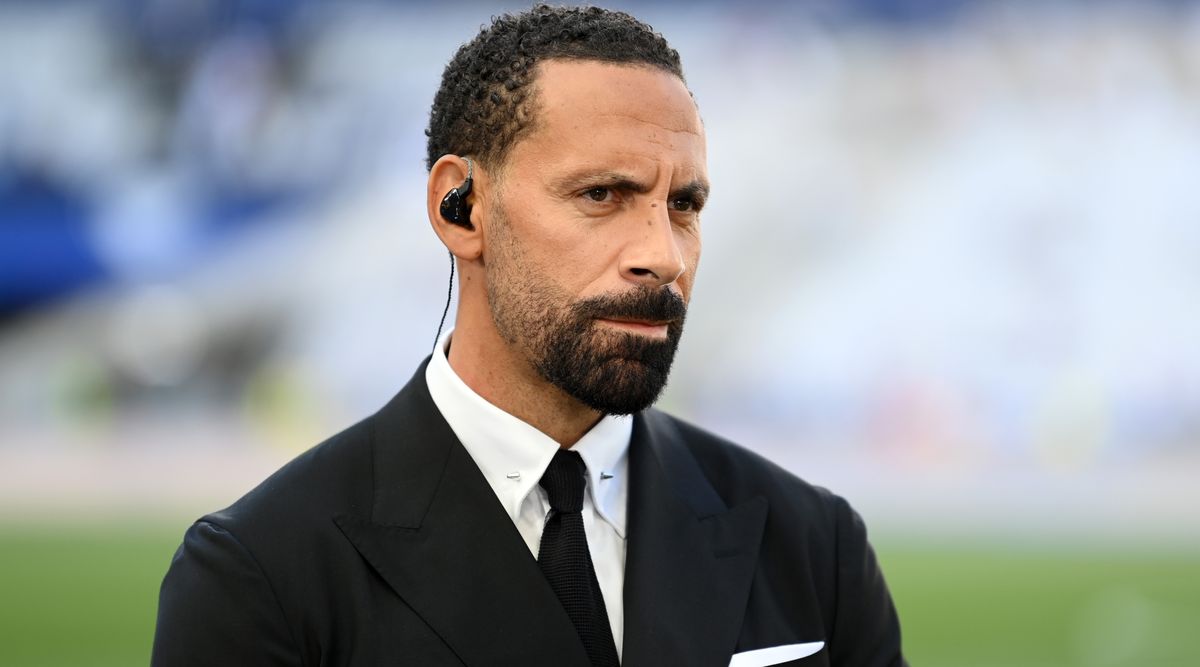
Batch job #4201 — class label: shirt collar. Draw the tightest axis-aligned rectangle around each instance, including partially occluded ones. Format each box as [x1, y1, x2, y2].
[424, 328, 631, 536]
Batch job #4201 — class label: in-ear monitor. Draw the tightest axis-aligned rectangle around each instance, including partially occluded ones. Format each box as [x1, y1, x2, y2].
[439, 157, 474, 228]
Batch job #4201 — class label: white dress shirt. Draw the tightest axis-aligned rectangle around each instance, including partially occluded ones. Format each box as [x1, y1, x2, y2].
[424, 329, 631, 657]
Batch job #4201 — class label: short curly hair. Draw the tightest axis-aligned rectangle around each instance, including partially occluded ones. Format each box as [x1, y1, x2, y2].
[425, 4, 685, 171]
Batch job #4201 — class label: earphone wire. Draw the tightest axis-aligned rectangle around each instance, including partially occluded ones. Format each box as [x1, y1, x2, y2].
[432, 251, 455, 353]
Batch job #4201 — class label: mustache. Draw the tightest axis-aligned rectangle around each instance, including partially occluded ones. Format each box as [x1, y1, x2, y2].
[572, 287, 687, 324]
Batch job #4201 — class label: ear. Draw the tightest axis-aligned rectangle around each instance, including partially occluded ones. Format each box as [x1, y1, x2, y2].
[427, 155, 484, 261]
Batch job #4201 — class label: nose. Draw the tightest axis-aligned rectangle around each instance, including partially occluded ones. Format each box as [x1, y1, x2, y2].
[619, 203, 686, 288]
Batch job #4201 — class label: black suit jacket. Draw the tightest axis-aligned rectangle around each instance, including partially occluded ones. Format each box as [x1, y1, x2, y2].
[152, 361, 905, 666]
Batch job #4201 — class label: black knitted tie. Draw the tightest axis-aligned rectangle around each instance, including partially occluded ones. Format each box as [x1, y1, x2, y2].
[538, 449, 620, 667]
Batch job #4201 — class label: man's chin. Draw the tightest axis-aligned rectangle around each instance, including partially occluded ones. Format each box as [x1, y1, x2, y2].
[558, 360, 671, 416]
[573, 392, 663, 416]
[535, 319, 683, 414]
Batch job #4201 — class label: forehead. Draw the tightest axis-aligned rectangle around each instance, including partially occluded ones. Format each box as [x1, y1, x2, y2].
[507, 59, 706, 176]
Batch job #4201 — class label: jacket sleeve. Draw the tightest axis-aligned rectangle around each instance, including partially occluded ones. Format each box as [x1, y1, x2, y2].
[151, 520, 302, 667]
[829, 496, 908, 667]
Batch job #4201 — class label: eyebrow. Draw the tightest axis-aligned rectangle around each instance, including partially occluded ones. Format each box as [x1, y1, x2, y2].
[671, 180, 710, 207]
[555, 170, 711, 204]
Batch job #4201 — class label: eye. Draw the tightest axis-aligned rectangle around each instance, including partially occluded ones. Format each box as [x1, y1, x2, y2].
[583, 187, 613, 203]
[670, 197, 695, 212]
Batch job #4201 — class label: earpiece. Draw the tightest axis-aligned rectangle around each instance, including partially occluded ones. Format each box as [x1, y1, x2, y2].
[438, 157, 474, 228]
[432, 157, 472, 351]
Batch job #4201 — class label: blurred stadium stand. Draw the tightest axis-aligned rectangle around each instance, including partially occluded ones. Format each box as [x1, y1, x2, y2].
[1, 0, 1198, 548]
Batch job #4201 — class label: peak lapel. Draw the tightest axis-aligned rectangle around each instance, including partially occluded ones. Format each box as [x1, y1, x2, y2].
[334, 361, 589, 667]
[622, 411, 768, 667]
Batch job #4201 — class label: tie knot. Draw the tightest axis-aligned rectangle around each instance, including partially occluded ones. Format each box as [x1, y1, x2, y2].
[539, 449, 587, 513]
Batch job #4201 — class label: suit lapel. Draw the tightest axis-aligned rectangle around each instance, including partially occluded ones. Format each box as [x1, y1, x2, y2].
[622, 411, 769, 667]
[334, 362, 589, 667]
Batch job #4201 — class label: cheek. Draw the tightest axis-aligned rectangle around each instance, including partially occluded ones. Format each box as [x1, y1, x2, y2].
[544, 227, 609, 265]
[686, 230, 702, 266]
[503, 202, 619, 289]
[562, 240, 623, 296]
[533, 220, 621, 277]
[680, 232, 702, 285]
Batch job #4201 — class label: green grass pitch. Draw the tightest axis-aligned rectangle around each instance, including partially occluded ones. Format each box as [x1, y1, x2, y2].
[1, 524, 1197, 666]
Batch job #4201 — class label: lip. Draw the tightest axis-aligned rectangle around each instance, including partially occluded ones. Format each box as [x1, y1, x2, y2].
[597, 318, 670, 337]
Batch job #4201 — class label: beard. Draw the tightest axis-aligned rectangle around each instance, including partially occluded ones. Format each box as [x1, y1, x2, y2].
[529, 287, 686, 415]
[485, 213, 688, 415]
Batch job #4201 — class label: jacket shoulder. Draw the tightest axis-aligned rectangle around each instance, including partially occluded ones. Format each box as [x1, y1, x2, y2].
[651, 412, 906, 665]
[202, 414, 376, 540]
[155, 415, 381, 664]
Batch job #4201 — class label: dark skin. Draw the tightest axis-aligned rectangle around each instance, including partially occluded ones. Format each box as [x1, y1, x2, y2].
[426, 60, 709, 447]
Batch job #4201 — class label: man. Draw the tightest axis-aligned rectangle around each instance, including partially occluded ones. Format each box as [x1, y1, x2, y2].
[152, 5, 906, 666]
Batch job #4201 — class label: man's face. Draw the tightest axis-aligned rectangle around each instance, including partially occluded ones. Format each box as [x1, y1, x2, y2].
[483, 60, 708, 415]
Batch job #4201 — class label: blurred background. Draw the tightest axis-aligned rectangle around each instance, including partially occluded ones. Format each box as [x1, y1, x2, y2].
[1, 0, 1198, 665]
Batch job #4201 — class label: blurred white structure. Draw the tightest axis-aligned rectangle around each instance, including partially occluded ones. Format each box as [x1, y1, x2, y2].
[0, 1, 1197, 543]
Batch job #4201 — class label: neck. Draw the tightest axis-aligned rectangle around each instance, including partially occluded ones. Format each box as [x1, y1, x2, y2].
[446, 308, 602, 448]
